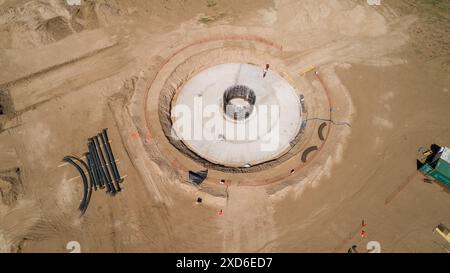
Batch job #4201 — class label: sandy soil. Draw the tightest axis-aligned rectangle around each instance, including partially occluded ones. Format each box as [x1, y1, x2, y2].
[0, 0, 449, 253]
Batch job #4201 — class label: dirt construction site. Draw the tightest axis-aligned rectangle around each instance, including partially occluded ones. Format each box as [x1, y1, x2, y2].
[0, 0, 449, 253]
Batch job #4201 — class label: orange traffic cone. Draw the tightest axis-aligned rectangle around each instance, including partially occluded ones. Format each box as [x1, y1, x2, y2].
[360, 229, 366, 238]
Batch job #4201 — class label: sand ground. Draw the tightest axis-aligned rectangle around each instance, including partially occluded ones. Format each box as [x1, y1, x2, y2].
[0, 0, 449, 253]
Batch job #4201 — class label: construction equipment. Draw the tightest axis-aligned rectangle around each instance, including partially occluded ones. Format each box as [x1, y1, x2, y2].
[417, 144, 450, 188]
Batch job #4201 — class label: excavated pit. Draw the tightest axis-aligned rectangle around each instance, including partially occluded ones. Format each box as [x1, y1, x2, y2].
[142, 39, 337, 186]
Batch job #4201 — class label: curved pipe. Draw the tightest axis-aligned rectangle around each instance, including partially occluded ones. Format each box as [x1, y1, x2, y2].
[64, 155, 94, 215]
[81, 153, 95, 216]
[318, 122, 328, 141]
[301, 146, 318, 163]
[63, 156, 89, 214]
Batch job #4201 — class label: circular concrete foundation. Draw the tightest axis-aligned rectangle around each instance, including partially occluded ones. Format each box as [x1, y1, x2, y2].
[142, 36, 342, 185]
[171, 63, 302, 167]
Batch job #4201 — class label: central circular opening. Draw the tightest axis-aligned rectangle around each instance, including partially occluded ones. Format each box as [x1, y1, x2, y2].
[223, 85, 256, 121]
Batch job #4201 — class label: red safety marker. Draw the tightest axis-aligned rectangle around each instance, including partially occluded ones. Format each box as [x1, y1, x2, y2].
[131, 131, 139, 140]
[360, 229, 367, 238]
[360, 219, 367, 238]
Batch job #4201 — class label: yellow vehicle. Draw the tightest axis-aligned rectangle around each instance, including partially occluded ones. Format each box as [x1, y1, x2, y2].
[434, 224, 450, 243]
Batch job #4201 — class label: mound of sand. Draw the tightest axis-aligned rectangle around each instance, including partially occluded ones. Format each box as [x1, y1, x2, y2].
[0, 0, 121, 49]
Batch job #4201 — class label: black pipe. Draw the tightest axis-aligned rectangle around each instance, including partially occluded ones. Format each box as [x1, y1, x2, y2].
[301, 146, 318, 163]
[318, 122, 328, 141]
[64, 155, 95, 215]
[94, 136, 115, 194]
[90, 139, 107, 189]
[63, 156, 89, 211]
[80, 154, 94, 216]
[91, 138, 111, 193]
[102, 128, 123, 183]
[89, 139, 107, 190]
[81, 179, 93, 216]
[63, 156, 88, 213]
[88, 140, 102, 188]
[94, 136, 116, 195]
[72, 154, 94, 213]
[99, 131, 119, 182]
[86, 153, 98, 191]
[99, 132, 121, 192]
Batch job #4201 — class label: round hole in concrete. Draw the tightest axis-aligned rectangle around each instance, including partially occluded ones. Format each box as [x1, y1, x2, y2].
[223, 85, 256, 121]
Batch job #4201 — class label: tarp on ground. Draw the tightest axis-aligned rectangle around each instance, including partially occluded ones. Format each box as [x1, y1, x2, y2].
[188, 170, 208, 185]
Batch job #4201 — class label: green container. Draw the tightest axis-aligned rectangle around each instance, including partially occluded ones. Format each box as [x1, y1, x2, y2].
[420, 147, 450, 188]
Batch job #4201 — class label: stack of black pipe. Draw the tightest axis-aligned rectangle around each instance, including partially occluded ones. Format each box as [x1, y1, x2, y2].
[63, 128, 123, 216]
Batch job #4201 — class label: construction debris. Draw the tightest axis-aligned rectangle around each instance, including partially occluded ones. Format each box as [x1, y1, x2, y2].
[63, 128, 124, 216]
